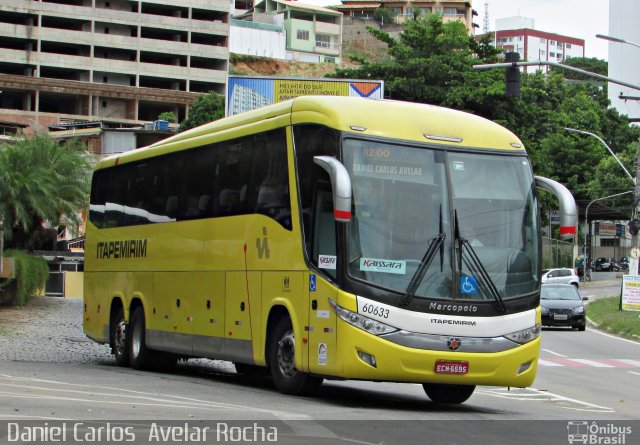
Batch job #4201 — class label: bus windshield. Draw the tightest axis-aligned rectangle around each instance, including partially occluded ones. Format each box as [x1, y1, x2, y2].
[343, 138, 539, 303]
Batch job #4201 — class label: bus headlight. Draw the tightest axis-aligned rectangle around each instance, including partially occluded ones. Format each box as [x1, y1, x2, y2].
[329, 299, 399, 335]
[504, 324, 541, 344]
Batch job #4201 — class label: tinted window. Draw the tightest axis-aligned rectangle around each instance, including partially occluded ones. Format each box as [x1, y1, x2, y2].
[88, 128, 291, 229]
[293, 124, 340, 272]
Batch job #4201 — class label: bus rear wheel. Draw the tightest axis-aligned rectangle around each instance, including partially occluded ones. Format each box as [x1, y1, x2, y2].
[110, 307, 129, 367]
[129, 307, 177, 371]
[422, 383, 475, 404]
[268, 317, 322, 395]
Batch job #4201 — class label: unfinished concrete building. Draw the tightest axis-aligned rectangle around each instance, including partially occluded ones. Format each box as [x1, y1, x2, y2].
[0, 0, 230, 133]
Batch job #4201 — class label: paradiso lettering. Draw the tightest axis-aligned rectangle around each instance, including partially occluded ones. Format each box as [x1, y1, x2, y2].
[96, 239, 147, 259]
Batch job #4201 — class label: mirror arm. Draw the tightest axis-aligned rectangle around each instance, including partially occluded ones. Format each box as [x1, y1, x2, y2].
[314, 156, 353, 222]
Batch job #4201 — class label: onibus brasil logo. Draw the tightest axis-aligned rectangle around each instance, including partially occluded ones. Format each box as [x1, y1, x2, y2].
[567, 421, 632, 444]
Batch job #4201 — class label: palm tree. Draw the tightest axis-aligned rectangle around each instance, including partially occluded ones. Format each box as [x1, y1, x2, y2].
[0, 134, 94, 250]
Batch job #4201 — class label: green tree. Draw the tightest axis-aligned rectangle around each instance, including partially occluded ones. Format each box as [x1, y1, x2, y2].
[0, 135, 93, 250]
[158, 111, 177, 123]
[179, 93, 225, 132]
[373, 8, 396, 27]
[552, 57, 608, 81]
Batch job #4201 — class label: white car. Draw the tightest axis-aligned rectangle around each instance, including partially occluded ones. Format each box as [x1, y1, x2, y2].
[541, 268, 579, 288]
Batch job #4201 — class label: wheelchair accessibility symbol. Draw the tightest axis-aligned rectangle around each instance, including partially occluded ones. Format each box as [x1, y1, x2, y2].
[309, 274, 317, 292]
[461, 276, 477, 295]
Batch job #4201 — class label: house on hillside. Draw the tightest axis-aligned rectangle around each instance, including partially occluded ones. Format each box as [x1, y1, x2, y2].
[332, 0, 477, 32]
[232, 0, 343, 63]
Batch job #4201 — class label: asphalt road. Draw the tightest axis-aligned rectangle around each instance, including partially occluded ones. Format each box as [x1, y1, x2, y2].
[0, 296, 638, 445]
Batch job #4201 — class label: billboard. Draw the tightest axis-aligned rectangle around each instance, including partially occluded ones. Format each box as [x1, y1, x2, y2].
[226, 75, 384, 116]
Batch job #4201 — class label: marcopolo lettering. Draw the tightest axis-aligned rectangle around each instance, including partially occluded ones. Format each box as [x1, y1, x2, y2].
[429, 302, 479, 313]
[97, 239, 148, 259]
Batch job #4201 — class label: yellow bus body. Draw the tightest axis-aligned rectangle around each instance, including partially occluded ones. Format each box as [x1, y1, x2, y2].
[84, 96, 539, 391]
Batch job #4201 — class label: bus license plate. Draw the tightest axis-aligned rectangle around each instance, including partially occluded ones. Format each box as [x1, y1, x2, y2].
[435, 360, 469, 375]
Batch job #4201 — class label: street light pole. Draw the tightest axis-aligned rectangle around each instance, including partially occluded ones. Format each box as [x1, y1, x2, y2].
[596, 34, 640, 50]
[584, 191, 634, 279]
[564, 127, 635, 184]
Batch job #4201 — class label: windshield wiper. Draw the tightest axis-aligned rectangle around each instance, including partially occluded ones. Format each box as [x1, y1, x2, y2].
[399, 206, 445, 308]
[455, 212, 507, 313]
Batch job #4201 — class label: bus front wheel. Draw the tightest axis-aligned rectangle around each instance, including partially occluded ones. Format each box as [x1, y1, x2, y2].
[268, 317, 322, 395]
[110, 307, 129, 367]
[422, 383, 475, 404]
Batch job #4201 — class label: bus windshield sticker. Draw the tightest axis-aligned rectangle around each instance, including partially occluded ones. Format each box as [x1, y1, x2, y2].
[461, 275, 477, 294]
[360, 258, 407, 275]
[318, 255, 337, 269]
[309, 274, 317, 292]
[453, 161, 465, 171]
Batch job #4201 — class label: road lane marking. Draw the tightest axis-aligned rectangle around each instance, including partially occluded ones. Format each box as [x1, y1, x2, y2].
[538, 359, 565, 367]
[628, 371, 640, 376]
[541, 349, 568, 357]
[588, 329, 640, 345]
[617, 359, 640, 367]
[0, 374, 310, 420]
[568, 359, 614, 368]
[538, 358, 640, 368]
[478, 387, 614, 413]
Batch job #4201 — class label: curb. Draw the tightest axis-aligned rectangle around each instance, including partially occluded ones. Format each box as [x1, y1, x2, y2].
[586, 315, 640, 343]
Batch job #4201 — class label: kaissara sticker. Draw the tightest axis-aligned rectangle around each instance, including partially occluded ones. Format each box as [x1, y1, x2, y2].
[360, 258, 406, 275]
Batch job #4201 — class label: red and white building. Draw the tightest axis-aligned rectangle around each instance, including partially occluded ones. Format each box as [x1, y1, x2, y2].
[488, 17, 585, 72]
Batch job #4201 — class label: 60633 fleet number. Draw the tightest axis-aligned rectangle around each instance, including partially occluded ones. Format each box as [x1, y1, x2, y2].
[361, 304, 390, 319]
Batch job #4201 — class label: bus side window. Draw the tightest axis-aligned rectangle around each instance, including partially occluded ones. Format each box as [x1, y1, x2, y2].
[312, 184, 337, 278]
[292, 124, 340, 274]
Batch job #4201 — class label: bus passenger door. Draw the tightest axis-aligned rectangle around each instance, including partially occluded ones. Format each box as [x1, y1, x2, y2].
[225, 271, 261, 363]
[308, 274, 338, 375]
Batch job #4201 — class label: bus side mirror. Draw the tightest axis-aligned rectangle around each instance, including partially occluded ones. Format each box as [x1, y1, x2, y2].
[313, 156, 352, 222]
[535, 176, 577, 240]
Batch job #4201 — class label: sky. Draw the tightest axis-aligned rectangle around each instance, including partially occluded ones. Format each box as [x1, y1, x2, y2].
[484, 0, 609, 60]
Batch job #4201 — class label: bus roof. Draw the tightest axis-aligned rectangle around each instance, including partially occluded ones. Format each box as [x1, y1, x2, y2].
[97, 96, 525, 169]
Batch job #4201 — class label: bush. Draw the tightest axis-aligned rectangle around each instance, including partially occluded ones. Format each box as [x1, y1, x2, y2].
[0, 250, 48, 306]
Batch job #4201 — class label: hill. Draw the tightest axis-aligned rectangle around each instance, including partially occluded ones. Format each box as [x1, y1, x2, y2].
[230, 54, 355, 78]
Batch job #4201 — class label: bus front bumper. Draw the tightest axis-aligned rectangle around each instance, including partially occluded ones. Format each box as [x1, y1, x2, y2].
[335, 320, 540, 387]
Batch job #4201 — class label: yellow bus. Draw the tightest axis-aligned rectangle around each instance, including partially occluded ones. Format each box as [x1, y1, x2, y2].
[84, 96, 576, 404]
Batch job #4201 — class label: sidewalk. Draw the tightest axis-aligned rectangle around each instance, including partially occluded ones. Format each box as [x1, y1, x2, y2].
[0, 296, 112, 364]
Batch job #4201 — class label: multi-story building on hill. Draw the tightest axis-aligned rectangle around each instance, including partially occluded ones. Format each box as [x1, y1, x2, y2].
[234, 0, 343, 63]
[487, 16, 584, 72]
[333, 0, 477, 33]
[0, 0, 230, 134]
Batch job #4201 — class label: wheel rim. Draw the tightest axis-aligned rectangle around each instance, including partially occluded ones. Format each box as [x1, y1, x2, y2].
[277, 330, 297, 378]
[114, 319, 127, 357]
[131, 319, 142, 358]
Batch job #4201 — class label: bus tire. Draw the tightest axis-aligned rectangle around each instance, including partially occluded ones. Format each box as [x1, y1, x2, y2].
[129, 307, 152, 370]
[422, 383, 475, 404]
[110, 307, 129, 367]
[129, 307, 177, 371]
[268, 317, 322, 395]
